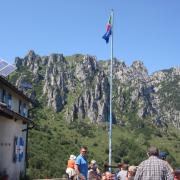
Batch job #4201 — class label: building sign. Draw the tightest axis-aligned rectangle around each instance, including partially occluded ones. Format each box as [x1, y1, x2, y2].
[13, 136, 24, 163]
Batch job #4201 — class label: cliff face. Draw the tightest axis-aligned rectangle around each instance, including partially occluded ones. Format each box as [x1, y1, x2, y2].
[14, 50, 180, 128]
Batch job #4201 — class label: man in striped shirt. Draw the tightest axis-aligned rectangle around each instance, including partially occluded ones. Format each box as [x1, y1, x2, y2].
[134, 146, 173, 180]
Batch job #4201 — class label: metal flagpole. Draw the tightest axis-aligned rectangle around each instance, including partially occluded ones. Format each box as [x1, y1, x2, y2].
[109, 9, 114, 171]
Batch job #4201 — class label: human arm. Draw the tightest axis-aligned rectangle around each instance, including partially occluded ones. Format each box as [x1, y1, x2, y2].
[164, 163, 174, 180]
[134, 165, 143, 180]
[75, 162, 85, 180]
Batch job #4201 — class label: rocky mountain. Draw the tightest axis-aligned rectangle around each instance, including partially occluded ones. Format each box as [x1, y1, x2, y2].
[13, 50, 180, 129]
[9, 50, 180, 178]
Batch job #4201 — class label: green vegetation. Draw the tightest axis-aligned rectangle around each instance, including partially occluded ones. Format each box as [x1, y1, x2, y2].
[25, 107, 180, 179]
[8, 58, 180, 179]
[159, 76, 180, 110]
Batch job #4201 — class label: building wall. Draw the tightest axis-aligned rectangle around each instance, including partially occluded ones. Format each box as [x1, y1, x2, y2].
[0, 83, 30, 116]
[0, 116, 27, 180]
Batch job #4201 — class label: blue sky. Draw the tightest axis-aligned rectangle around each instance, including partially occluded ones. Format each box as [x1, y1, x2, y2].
[0, 0, 180, 74]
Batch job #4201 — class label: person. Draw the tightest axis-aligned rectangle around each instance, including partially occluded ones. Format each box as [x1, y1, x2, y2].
[159, 151, 168, 160]
[174, 168, 180, 180]
[127, 166, 137, 180]
[88, 160, 101, 180]
[102, 171, 113, 180]
[66, 154, 77, 180]
[75, 146, 88, 180]
[116, 164, 128, 180]
[115, 163, 123, 180]
[134, 146, 174, 180]
[159, 151, 173, 173]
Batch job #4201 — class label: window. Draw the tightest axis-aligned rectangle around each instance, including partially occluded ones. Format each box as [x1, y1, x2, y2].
[2, 89, 6, 103]
[7, 94, 12, 109]
[13, 136, 18, 163]
[23, 103, 27, 117]
[19, 100, 22, 115]
[0, 89, 2, 102]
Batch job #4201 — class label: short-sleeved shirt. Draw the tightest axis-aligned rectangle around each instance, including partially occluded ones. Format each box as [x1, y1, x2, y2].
[76, 154, 88, 179]
[134, 156, 173, 180]
[117, 170, 128, 180]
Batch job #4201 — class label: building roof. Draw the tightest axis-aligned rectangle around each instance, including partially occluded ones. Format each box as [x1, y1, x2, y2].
[0, 75, 33, 103]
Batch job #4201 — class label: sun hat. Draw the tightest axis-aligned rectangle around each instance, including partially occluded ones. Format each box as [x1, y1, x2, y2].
[69, 154, 76, 160]
[91, 160, 96, 164]
[128, 166, 137, 172]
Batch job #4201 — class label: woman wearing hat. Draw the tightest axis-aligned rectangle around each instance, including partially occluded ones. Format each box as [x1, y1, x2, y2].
[88, 160, 101, 180]
[66, 154, 77, 180]
[127, 166, 137, 180]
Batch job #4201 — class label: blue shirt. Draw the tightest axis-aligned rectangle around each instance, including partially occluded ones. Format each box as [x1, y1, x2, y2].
[76, 154, 88, 179]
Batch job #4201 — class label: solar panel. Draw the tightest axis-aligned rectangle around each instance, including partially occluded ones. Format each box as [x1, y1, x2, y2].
[0, 64, 16, 77]
[0, 59, 16, 77]
[0, 59, 8, 70]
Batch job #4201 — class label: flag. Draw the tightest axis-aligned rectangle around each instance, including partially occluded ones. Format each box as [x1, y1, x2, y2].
[102, 15, 112, 43]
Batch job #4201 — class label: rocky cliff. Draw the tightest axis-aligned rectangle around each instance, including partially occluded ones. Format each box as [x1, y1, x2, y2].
[13, 50, 180, 128]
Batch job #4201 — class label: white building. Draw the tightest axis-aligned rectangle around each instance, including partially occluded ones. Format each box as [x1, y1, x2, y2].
[0, 75, 34, 180]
